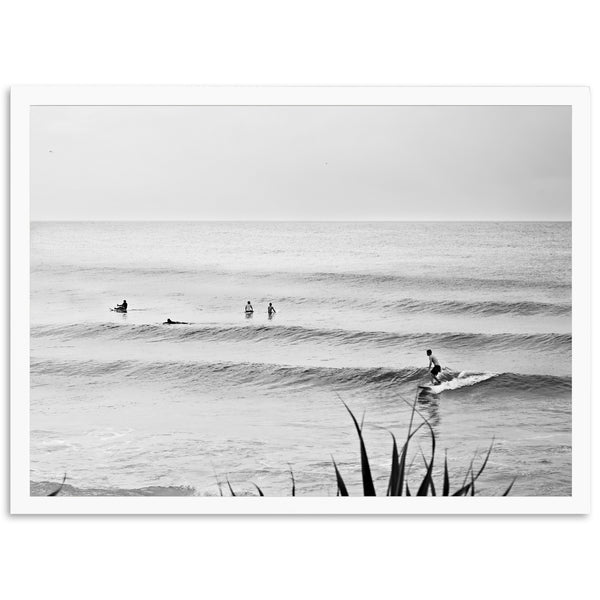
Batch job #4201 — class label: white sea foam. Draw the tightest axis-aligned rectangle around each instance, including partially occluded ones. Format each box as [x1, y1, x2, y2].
[444, 371, 497, 390]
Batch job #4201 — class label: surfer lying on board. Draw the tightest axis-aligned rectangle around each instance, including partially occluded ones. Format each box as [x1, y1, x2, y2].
[163, 318, 189, 325]
[245, 301, 254, 316]
[426, 349, 442, 385]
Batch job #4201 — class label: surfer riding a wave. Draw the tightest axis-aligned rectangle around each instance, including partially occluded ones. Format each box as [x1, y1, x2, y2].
[427, 349, 442, 385]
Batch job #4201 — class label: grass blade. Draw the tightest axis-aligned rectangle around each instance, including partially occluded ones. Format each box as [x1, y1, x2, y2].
[452, 483, 471, 496]
[340, 399, 376, 496]
[397, 394, 438, 496]
[453, 465, 474, 496]
[212, 467, 224, 497]
[48, 473, 66, 497]
[416, 466, 432, 495]
[474, 438, 495, 480]
[288, 464, 296, 497]
[395, 422, 425, 496]
[453, 461, 474, 496]
[416, 420, 436, 496]
[226, 477, 236, 497]
[461, 458, 473, 488]
[502, 477, 517, 496]
[443, 452, 450, 496]
[396, 389, 420, 496]
[415, 452, 429, 496]
[397, 441, 408, 497]
[332, 457, 349, 496]
[452, 442, 495, 496]
[387, 432, 399, 496]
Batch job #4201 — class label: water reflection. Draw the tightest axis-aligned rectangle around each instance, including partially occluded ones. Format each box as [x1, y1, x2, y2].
[417, 392, 440, 430]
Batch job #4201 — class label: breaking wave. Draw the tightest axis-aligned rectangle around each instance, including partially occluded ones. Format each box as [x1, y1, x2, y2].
[30, 357, 572, 394]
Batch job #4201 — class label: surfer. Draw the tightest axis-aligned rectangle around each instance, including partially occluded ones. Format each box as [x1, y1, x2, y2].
[426, 349, 442, 385]
[245, 301, 254, 317]
[111, 299, 128, 312]
[267, 302, 276, 318]
[163, 318, 189, 325]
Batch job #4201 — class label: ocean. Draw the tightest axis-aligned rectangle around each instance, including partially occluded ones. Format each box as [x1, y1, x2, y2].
[30, 221, 572, 496]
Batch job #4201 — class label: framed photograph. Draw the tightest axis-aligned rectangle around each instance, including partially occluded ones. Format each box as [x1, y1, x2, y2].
[10, 86, 590, 514]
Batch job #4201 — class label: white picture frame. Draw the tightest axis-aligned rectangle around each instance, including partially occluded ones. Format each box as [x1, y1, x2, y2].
[11, 86, 591, 514]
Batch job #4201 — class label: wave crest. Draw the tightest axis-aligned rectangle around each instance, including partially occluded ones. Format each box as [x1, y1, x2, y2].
[32, 322, 572, 353]
[31, 357, 572, 395]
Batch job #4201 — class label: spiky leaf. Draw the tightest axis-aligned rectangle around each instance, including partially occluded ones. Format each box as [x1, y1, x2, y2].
[226, 477, 236, 497]
[48, 473, 66, 497]
[443, 453, 450, 496]
[332, 457, 349, 496]
[342, 400, 376, 496]
[387, 433, 400, 496]
[502, 477, 517, 496]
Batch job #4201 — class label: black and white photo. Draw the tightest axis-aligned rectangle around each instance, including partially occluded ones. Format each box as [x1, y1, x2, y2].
[10, 86, 590, 514]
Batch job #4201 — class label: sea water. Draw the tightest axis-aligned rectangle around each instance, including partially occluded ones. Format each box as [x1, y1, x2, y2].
[30, 221, 571, 496]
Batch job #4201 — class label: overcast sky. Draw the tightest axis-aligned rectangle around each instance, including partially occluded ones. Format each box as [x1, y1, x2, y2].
[30, 105, 571, 221]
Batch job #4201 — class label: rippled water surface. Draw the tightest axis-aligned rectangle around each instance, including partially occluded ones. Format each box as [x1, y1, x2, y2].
[30, 221, 572, 496]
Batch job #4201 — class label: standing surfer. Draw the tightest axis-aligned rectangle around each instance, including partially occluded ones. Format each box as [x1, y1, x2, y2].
[267, 302, 276, 318]
[426, 349, 442, 385]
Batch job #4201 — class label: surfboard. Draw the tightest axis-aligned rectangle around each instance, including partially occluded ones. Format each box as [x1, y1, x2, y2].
[110, 307, 127, 313]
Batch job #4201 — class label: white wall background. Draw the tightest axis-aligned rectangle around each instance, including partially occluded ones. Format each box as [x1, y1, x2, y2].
[1, 2, 598, 599]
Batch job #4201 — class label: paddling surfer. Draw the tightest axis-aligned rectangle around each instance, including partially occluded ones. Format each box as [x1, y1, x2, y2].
[163, 318, 189, 325]
[426, 349, 442, 385]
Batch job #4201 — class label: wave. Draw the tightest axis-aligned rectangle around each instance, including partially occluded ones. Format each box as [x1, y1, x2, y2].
[30, 481, 197, 497]
[32, 322, 572, 353]
[32, 262, 571, 293]
[255, 295, 570, 317]
[30, 358, 572, 395]
[419, 371, 572, 394]
[301, 270, 571, 292]
[380, 298, 570, 317]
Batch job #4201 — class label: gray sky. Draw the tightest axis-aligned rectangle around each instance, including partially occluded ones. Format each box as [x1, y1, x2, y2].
[30, 105, 571, 221]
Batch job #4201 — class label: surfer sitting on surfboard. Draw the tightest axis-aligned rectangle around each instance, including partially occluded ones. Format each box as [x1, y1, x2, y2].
[111, 299, 128, 312]
[245, 301, 254, 316]
[426, 349, 442, 385]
